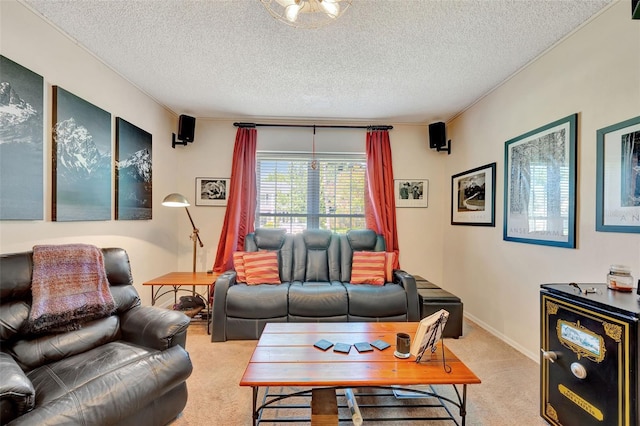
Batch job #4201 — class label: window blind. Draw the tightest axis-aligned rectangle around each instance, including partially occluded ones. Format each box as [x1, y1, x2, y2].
[256, 152, 366, 233]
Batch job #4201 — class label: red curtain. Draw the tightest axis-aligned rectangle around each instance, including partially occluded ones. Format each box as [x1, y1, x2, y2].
[365, 130, 400, 268]
[212, 128, 257, 273]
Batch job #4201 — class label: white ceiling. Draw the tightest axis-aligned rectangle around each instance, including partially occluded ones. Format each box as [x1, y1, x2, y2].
[22, 0, 613, 124]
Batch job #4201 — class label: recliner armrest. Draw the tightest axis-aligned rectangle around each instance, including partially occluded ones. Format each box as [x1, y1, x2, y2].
[120, 305, 190, 350]
[211, 270, 237, 342]
[393, 270, 419, 321]
[0, 352, 35, 423]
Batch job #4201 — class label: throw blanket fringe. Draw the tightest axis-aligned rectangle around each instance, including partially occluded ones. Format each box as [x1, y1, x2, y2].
[28, 244, 116, 334]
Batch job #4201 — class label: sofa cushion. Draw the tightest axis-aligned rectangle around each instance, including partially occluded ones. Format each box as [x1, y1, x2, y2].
[339, 230, 386, 283]
[9, 316, 120, 371]
[226, 283, 290, 319]
[22, 343, 191, 425]
[245, 229, 294, 283]
[0, 352, 35, 422]
[292, 230, 341, 283]
[288, 282, 348, 317]
[233, 251, 247, 282]
[350, 251, 385, 285]
[384, 252, 396, 282]
[344, 283, 408, 317]
[244, 251, 281, 285]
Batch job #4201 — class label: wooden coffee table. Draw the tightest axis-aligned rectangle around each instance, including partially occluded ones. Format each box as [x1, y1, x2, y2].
[240, 322, 481, 425]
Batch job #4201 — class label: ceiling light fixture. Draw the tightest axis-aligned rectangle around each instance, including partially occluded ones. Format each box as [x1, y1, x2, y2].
[260, 0, 352, 29]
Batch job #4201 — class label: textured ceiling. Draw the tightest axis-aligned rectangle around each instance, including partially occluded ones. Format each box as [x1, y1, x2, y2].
[22, 0, 613, 123]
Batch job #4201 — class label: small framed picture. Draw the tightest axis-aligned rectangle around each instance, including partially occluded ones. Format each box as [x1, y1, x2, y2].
[451, 162, 496, 226]
[394, 179, 428, 208]
[195, 177, 230, 206]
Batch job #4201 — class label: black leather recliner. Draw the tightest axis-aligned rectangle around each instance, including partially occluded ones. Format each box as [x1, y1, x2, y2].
[0, 248, 193, 425]
[212, 229, 419, 342]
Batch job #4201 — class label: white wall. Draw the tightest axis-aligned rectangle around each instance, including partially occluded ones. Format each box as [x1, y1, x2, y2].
[445, 1, 640, 359]
[0, 1, 182, 306]
[188, 120, 447, 284]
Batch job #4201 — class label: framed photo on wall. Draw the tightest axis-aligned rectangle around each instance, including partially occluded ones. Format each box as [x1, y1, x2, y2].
[196, 177, 230, 206]
[394, 179, 428, 208]
[451, 162, 496, 226]
[52, 86, 111, 221]
[115, 117, 152, 220]
[0, 55, 44, 220]
[503, 114, 577, 248]
[596, 115, 640, 233]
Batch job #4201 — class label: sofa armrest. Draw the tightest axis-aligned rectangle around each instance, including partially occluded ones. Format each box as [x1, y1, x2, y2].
[120, 305, 190, 350]
[394, 270, 420, 321]
[211, 271, 237, 342]
[0, 352, 35, 423]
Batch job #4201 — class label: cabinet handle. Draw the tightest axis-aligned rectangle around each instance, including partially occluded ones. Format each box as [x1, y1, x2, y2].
[540, 349, 560, 363]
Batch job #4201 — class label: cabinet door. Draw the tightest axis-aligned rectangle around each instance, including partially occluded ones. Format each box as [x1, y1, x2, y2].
[540, 292, 637, 426]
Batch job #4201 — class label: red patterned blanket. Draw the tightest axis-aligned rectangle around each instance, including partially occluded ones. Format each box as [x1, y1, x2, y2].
[28, 244, 116, 334]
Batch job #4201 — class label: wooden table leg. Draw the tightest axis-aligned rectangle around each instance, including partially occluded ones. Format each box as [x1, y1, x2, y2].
[311, 388, 338, 425]
[251, 386, 258, 426]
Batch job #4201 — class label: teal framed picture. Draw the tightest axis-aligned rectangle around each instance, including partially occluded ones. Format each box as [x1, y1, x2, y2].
[595, 116, 640, 233]
[503, 114, 577, 248]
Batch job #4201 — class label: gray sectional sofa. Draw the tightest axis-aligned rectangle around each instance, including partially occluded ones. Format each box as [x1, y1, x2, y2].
[211, 228, 420, 341]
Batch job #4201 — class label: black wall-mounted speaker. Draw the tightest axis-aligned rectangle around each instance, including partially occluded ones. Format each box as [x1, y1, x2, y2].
[178, 114, 196, 142]
[428, 122, 446, 149]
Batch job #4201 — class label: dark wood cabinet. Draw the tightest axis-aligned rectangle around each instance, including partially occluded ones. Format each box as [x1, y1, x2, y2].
[540, 284, 640, 426]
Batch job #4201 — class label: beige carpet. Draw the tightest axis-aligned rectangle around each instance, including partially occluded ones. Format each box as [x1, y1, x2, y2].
[171, 320, 548, 425]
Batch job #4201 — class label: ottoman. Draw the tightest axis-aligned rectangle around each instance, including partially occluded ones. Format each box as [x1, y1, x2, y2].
[417, 287, 463, 338]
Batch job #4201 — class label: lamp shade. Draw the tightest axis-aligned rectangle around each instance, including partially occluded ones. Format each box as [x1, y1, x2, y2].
[162, 193, 190, 207]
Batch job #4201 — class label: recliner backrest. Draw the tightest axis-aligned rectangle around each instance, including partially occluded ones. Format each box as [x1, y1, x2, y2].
[292, 229, 340, 282]
[244, 228, 294, 283]
[339, 229, 386, 282]
[0, 247, 140, 370]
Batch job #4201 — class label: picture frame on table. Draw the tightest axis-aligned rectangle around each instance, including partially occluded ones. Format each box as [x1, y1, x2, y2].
[394, 179, 428, 208]
[451, 162, 496, 226]
[595, 115, 640, 233]
[196, 177, 230, 206]
[503, 114, 577, 248]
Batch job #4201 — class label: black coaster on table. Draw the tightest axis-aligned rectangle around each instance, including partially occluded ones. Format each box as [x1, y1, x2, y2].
[333, 343, 351, 353]
[354, 341, 373, 352]
[313, 339, 334, 351]
[371, 339, 391, 351]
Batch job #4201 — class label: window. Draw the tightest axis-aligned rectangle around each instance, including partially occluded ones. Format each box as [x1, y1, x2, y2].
[256, 152, 366, 233]
[528, 163, 569, 235]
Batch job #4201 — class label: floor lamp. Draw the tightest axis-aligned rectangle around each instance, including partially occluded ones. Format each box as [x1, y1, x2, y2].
[162, 193, 204, 284]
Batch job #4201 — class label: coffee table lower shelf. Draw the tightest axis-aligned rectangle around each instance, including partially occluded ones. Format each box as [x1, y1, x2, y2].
[252, 384, 469, 425]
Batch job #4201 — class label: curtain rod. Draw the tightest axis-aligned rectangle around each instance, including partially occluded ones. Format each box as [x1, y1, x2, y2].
[233, 122, 393, 131]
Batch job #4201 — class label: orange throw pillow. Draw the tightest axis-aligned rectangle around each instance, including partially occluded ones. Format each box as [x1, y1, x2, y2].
[384, 252, 396, 282]
[233, 251, 246, 283]
[350, 251, 385, 285]
[243, 251, 281, 285]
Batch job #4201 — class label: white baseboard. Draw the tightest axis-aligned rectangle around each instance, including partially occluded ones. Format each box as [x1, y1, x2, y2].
[463, 313, 539, 364]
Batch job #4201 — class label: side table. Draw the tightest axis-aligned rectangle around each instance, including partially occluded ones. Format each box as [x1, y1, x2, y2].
[143, 272, 219, 333]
